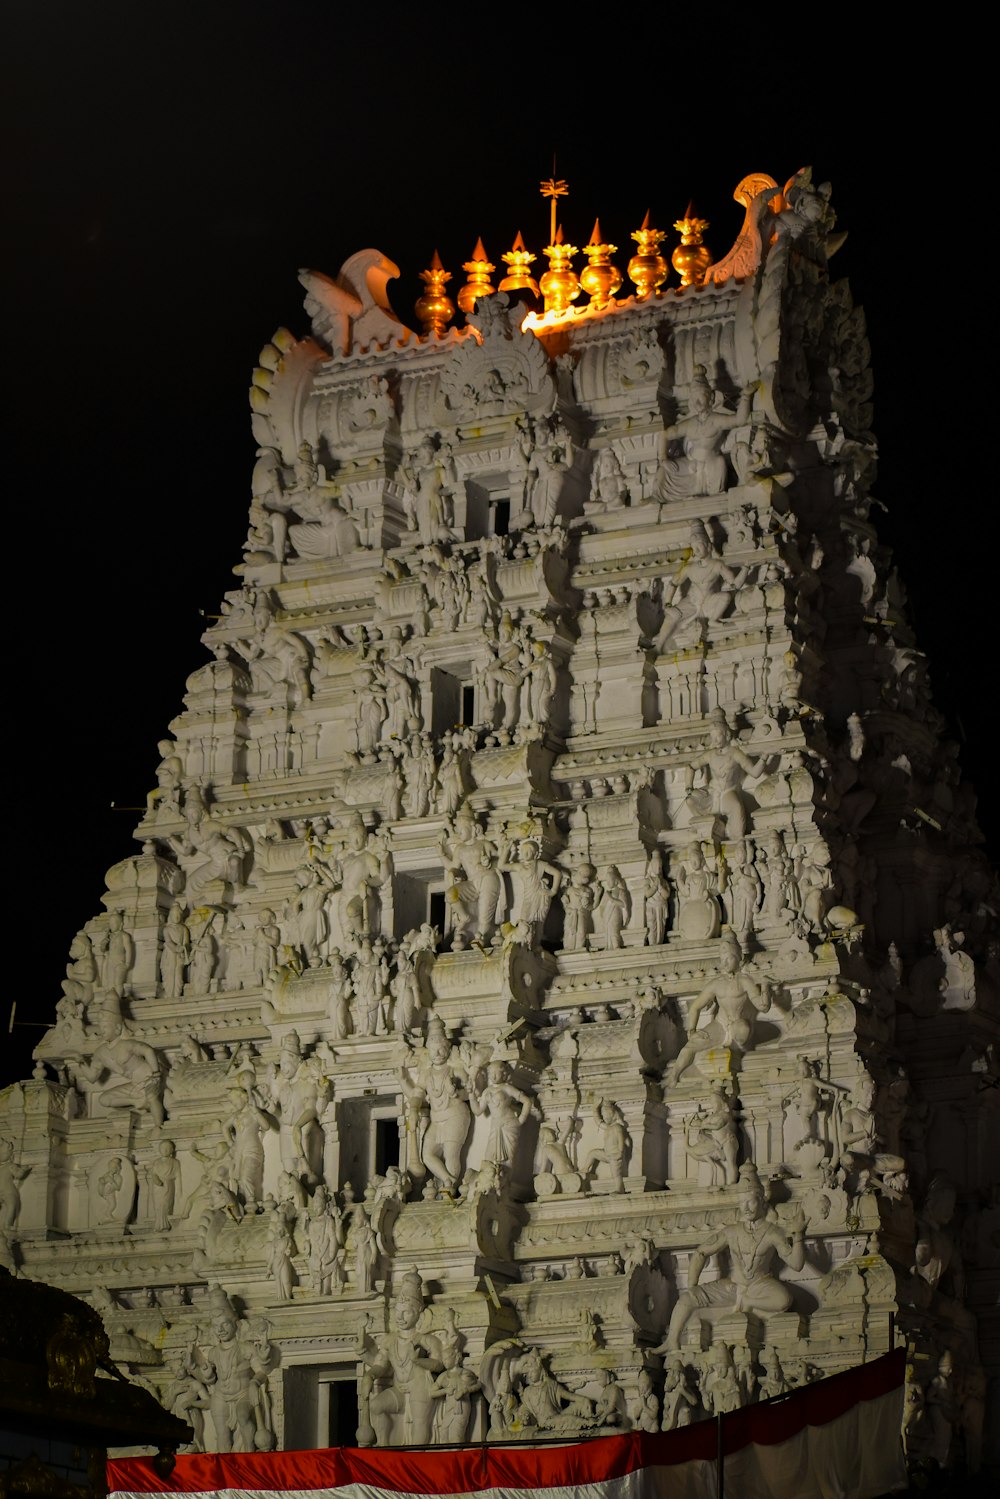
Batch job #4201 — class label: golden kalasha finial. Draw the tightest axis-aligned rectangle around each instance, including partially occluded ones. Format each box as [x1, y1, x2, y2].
[499, 231, 539, 295]
[540, 175, 570, 245]
[415, 250, 454, 337]
[580, 218, 622, 310]
[539, 226, 580, 315]
[672, 204, 712, 288]
[628, 210, 668, 300]
[457, 237, 496, 317]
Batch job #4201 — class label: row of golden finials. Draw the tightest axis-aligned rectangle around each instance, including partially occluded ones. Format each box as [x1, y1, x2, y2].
[414, 183, 713, 334]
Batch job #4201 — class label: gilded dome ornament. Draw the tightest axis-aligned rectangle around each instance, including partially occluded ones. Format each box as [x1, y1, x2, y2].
[628, 211, 668, 299]
[580, 219, 622, 309]
[539, 227, 580, 316]
[415, 250, 455, 337]
[458, 237, 496, 317]
[672, 206, 712, 288]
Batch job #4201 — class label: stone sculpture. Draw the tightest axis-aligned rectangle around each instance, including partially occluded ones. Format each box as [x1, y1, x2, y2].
[666, 932, 768, 1083]
[358, 1269, 442, 1446]
[665, 1163, 806, 1347]
[655, 367, 754, 500]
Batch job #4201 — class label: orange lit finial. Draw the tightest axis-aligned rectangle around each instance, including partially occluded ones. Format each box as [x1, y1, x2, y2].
[499, 231, 539, 296]
[672, 204, 712, 287]
[580, 217, 622, 310]
[540, 224, 580, 315]
[540, 173, 570, 246]
[415, 249, 454, 337]
[458, 237, 496, 317]
[628, 210, 668, 299]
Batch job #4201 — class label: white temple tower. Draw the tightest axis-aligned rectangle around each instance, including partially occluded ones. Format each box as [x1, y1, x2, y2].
[2, 170, 995, 1479]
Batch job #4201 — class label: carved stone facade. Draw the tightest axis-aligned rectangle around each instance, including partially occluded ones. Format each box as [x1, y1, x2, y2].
[2, 172, 996, 1473]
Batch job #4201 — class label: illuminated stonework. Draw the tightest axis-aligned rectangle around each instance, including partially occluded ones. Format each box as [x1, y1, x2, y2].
[1, 169, 995, 1476]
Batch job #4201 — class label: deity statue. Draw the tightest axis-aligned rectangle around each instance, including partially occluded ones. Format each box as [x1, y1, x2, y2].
[400, 1018, 474, 1195]
[654, 367, 754, 500]
[146, 1140, 181, 1231]
[306, 1186, 346, 1296]
[587, 444, 628, 512]
[665, 1163, 806, 1347]
[684, 1078, 740, 1187]
[103, 911, 135, 996]
[666, 931, 768, 1084]
[358, 1269, 443, 1446]
[328, 813, 392, 945]
[439, 806, 503, 948]
[287, 483, 359, 560]
[191, 1287, 274, 1452]
[673, 841, 722, 941]
[500, 836, 562, 946]
[642, 848, 671, 946]
[266, 1031, 328, 1181]
[592, 865, 630, 950]
[683, 709, 764, 840]
[469, 1059, 535, 1168]
[582, 1099, 628, 1193]
[223, 1084, 275, 1207]
[160, 903, 190, 998]
[0, 1140, 29, 1230]
[561, 862, 595, 952]
[77, 1000, 166, 1126]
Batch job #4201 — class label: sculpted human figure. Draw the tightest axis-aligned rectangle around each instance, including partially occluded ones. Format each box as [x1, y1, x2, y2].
[588, 444, 628, 512]
[160, 903, 190, 997]
[194, 1289, 260, 1451]
[561, 862, 594, 951]
[666, 931, 767, 1083]
[359, 1270, 443, 1446]
[835, 1071, 906, 1197]
[470, 1059, 534, 1167]
[292, 865, 330, 968]
[78, 1001, 165, 1126]
[224, 1084, 275, 1207]
[390, 948, 423, 1034]
[480, 611, 528, 734]
[725, 838, 762, 940]
[703, 1343, 743, 1414]
[439, 806, 502, 948]
[0, 1140, 29, 1230]
[665, 1163, 806, 1347]
[684, 1078, 740, 1187]
[515, 1345, 594, 1432]
[306, 1186, 345, 1296]
[327, 947, 353, 1039]
[330, 813, 392, 945]
[186, 908, 220, 994]
[643, 848, 671, 946]
[267, 1031, 328, 1181]
[352, 937, 390, 1036]
[582, 1099, 628, 1193]
[652, 521, 748, 652]
[430, 1340, 479, 1443]
[655, 366, 754, 500]
[103, 911, 135, 995]
[66, 931, 99, 1006]
[146, 1140, 181, 1231]
[592, 865, 630, 950]
[673, 841, 722, 941]
[500, 836, 562, 946]
[684, 709, 763, 840]
[287, 481, 358, 560]
[253, 909, 281, 985]
[526, 639, 558, 730]
[660, 1353, 699, 1429]
[400, 1018, 472, 1195]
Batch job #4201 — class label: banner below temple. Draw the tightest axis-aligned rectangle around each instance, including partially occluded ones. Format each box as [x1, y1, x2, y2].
[109, 1350, 906, 1499]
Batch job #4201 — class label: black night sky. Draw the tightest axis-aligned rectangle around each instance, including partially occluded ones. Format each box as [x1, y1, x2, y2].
[5, 6, 992, 1085]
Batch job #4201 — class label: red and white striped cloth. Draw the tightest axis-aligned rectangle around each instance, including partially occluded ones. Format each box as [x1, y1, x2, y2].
[109, 1348, 906, 1499]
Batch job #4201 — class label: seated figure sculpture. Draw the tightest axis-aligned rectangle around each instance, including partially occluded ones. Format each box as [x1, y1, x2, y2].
[666, 930, 769, 1084]
[666, 1162, 806, 1348]
[655, 366, 754, 500]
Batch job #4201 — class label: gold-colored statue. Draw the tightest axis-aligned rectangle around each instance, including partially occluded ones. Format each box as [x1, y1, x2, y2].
[580, 219, 622, 309]
[499, 231, 539, 296]
[672, 206, 712, 288]
[628, 211, 668, 300]
[458, 237, 496, 317]
[415, 250, 454, 337]
[539, 227, 580, 315]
